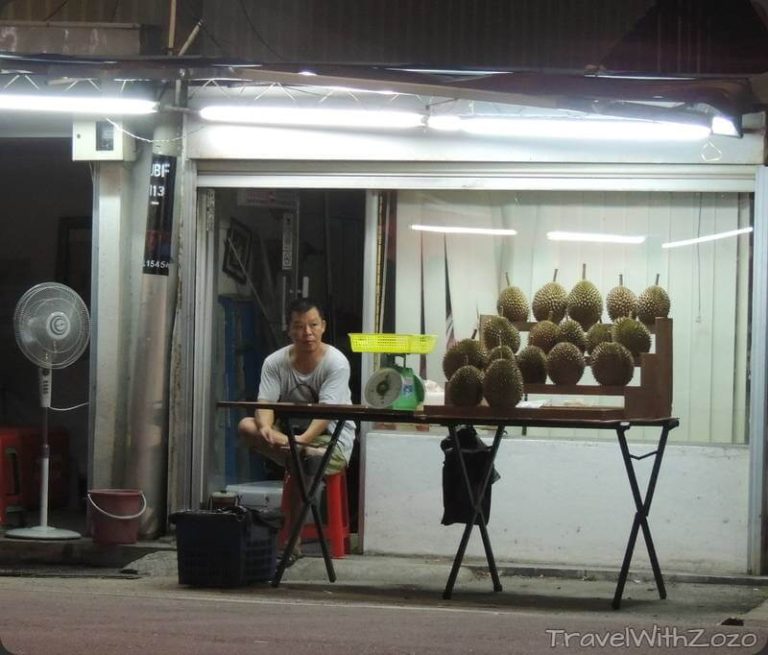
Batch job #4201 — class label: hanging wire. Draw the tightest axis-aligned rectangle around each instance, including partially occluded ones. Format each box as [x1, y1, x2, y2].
[51, 401, 89, 412]
[44, 0, 70, 21]
[237, 0, 285, 61]
[103, 117, 205, 145]
[177, 1, 229, 55]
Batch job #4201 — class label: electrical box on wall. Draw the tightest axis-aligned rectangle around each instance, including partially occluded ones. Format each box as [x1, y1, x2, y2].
[72, 120, 136, 161]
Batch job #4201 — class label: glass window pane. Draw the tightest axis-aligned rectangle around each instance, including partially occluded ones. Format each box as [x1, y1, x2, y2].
[391, 190, 752, 444]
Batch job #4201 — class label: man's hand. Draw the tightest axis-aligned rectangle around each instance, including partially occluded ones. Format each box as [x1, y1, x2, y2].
[257, 425, 280, 445]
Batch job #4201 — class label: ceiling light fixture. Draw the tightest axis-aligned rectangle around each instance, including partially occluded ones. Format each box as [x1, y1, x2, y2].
[411, 224, 517, 236]
[199, 105, 424, 129]
[0, 94, 157, 115]
[711, 115, 742, 137]
[426, 116, 711, 141]
[661, 227, 753, 249]
[547, 231, 646, 244]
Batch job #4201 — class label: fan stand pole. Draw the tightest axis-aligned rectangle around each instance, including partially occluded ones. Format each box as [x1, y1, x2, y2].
[38, 408, 50, 529]
[5, 375, 80, 541]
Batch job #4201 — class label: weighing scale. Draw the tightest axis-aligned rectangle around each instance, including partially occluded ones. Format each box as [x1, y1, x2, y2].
[349, 333, 437, 410]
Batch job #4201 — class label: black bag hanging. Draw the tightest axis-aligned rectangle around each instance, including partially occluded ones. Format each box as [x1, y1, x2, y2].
[440, 425, 501, 526]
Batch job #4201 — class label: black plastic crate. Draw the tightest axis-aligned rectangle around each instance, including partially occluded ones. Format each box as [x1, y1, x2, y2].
[170, 506, 277, 588]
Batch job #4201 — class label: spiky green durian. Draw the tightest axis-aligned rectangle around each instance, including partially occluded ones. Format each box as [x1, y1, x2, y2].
[532, 269, 567, 323]
[516, 345, 548, 384]
[447, 365, 484, 407]
[442, 338, 488, 379]
[637, 275, 671, 325]
[482, 358, 524, 409]
[586, 322, 613, 355]
[566, 264, 603, 331]
[590, 342, 635, 386]
[488, 344, 515, 364]
[528, 320, 559, 354]
[611, 317, 651, 356]
[556, 318, 587, 353]
[606, 275, 638, 321]
[567, 281, 603, 331]
[497, 285, 529, 322]
[482, 315, 520, 353]
[546, 342, 585, 385]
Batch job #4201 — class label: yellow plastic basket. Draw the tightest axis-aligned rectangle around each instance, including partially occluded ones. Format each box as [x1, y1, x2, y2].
[348, 333, 437, 354]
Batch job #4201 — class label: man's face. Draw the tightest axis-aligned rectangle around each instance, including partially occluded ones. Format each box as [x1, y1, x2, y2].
[288, 308, 326, 352]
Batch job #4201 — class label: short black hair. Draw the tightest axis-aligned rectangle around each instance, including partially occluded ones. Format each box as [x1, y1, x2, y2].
[286, 297, 325, 323]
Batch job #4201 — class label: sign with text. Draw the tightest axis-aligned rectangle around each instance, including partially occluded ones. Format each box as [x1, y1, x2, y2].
[142, 154, 176, 275]
[281, 211, 295, 270]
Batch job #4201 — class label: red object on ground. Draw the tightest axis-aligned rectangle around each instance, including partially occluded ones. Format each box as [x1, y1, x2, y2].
[280, 468, 350, 558]
[0, 429, 23, 524]
[13, 426, 70, 510]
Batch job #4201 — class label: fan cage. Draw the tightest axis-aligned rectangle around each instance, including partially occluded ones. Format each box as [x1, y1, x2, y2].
[13, 282, 90, 370]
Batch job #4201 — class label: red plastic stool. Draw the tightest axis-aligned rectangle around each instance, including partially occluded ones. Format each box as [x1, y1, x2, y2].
[279, 468, 350, 558]
[0, 430, 24, 525]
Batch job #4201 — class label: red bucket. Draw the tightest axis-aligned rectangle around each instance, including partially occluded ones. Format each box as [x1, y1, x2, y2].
[87, 489, 146, 545]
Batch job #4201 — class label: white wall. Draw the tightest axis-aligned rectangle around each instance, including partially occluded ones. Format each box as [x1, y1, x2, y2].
[363, 431, 748, 574]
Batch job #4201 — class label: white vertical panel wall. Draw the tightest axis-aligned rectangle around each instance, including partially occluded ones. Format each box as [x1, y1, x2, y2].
[395, 190, 750, 444]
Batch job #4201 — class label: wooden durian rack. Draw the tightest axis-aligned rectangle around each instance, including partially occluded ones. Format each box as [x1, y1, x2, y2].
[462, 316, 673, 421]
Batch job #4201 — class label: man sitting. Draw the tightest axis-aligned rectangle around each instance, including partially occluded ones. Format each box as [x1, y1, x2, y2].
[238, 297, 355, 561]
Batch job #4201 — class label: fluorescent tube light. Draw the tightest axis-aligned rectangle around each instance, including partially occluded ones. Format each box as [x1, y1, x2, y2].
[711, 115, 741, 137]
[426, 116, 711, 142]
[0, 94, 157, 115]
[547, 231, 646, 244]
[411, 224, 517, 236]
[427, 115, 462, 131]
[199, 105, 424, 129]
[661, 227, 753, 249]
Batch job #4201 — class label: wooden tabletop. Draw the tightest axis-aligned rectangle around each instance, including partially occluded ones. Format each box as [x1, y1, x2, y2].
[217, 401, 679, 430]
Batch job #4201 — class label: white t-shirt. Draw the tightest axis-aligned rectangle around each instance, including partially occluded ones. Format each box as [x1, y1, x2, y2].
[258, 344, 356, 463]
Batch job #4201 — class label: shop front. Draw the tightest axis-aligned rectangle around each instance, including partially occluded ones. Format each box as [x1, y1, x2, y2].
[170, 86, 766, 574]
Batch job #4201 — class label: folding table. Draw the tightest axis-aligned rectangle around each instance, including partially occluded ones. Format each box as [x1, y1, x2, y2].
[218, 401, 678, 609]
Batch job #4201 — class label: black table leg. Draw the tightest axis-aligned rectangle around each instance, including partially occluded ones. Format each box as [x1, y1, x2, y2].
[612, 421, 672, 609]
[271, 420, 346, 587]
[443, 425, 505, 599]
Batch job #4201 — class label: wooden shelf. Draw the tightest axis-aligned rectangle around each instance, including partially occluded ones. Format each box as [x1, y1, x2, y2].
[473, 316, 674, 420]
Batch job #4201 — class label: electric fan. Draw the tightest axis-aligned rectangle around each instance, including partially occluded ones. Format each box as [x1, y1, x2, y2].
[7, 282, 90, 540]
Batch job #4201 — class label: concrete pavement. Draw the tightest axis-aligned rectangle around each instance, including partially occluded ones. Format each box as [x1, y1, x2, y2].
[1, 550, 768, 654]
[3, 505, 768, 653]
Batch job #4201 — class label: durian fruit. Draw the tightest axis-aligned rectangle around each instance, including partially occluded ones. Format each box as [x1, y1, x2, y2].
[546, 342, 585, 385]
[442, 338, 488, 379]
[532, 269, 567, 323]
[637, 274, 671, 325]
[447, 365, 484, 407]
[482, 358, 524, 409]
[528, 320, 559, 354]
[566, 264, 603, 331]
[555, 318, 587, 353]
[496, 274, 529, 322]
[516, 345, 548, 384]
[586, 322, 612, 355]
[606, 274, 638, 321]
[488, 344, 515, 363]
[590, 342, 635, 386]
[611, 317, 651, 356]
[481, 315, 521, 353]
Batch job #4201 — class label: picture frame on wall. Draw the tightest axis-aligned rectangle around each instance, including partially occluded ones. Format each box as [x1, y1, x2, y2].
[56, 216, 92, 305]
[222, 217, 252, 284]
